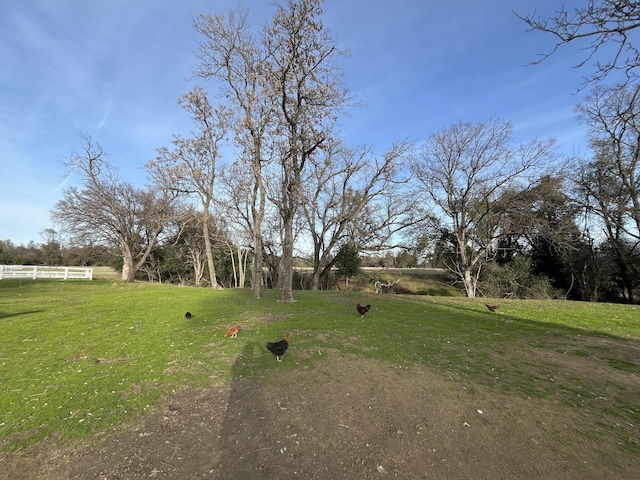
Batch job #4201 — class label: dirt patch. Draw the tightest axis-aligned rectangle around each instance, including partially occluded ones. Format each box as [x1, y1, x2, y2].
[2, 350, 638, 480]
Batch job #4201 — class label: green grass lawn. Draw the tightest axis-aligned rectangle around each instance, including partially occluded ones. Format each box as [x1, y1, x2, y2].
[1, 278, 639, 452]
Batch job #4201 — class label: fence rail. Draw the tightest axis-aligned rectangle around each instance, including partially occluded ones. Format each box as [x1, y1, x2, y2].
[0, 265, 93, 280]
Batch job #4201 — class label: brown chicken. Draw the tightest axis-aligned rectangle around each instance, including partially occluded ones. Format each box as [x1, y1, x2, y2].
[266, 332, 291, 362]
[486, 304, 499, 313]
[356, 302, 371, 319]
[224, 324, 241, 338]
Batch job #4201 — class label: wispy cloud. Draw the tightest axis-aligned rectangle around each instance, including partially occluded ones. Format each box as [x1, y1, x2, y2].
[96, 96, 114, 132]
[53, 172, 73, 194]
[0, 0, 597, 244]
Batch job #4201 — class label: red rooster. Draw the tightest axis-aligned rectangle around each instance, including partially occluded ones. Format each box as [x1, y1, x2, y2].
[266, 332, 291, 362]
[356, 302, 371, 319]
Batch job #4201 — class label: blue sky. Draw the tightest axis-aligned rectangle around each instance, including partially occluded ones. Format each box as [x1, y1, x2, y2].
[1, 0, 592, 246]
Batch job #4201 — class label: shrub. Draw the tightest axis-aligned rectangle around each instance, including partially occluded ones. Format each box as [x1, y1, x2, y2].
[480, 256, 560, 299]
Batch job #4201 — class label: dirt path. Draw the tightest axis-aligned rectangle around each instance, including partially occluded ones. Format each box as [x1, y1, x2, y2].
[1, 352, 638, 479]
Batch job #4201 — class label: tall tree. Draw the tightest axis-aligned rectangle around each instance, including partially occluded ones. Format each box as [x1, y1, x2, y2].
[572, 84, 640, 301]
[301, 139, 416, 290]
[264, 0, 349, 302]
[192, 0, 349, 301]
[410, 118, 557, 297]
[498, 175, 583, 297]
[39, 228, 62, 266]
[516, 1, 640, 88]
[175, 212, 209, 287]
[52, 135, 176, 282]
[217, 161, 264, 287]
[146, 87, 227, 289]
[576, 84, 640, 240]
[192, 8, 274, 299]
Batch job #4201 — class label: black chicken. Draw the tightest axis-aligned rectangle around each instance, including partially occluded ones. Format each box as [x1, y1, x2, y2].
[266, 332, 291, 362]
[185, 311, 192, 319]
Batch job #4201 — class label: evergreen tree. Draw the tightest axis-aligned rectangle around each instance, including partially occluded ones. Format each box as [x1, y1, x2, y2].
[334, 242, 361, 289]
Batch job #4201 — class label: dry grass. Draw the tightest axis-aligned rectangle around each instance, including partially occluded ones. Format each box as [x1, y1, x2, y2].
[91, 266, 120, 280]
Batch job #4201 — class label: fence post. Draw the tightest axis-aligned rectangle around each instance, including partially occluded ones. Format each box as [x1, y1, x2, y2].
[32, 265, 38, 280]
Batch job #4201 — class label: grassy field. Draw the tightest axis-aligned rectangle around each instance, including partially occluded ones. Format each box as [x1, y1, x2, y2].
[0, 276, 639, 455]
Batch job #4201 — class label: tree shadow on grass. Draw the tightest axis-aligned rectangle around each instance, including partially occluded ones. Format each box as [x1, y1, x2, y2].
[50, 338, 297, 479]
[209, 339, 297, 478]
[0, 310, 45, 320]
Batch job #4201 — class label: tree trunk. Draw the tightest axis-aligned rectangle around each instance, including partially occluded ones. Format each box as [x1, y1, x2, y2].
[238, 245, 247, 288]
[227, 240, 238, 287]
[279, 218, 295, 302]
[202, 218, 223, 289]
[121, 255, 136, 283]
[463, 268, 477, 298]
[311, 269, 322, 290]
[309, 245, 322, 290]
[310, 246, 333, 290]
[193, 253, 205, 287]
[252, 234, 263, 298]
[251, 165, 266, 298]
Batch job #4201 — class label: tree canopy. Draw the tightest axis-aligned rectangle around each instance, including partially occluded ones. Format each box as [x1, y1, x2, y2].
[51, 135, 177, 282]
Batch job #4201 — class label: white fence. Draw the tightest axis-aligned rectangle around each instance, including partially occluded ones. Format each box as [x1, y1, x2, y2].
[0, 265, 93, 280]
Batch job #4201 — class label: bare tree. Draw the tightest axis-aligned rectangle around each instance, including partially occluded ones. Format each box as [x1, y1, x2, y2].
[576, 83, 640, 238]
[301, 138, 417, 290]
[224, 237, 249, 288]
[501, 174, 582, 251]
[572, 83, 640, 300]
[574, 154, 639, 301]
[217, 160, 263, 281]
[411, 118, 558, 297]
[179, 214, 209, 287]
[192, 0, 349, 301]
[265, 0, 350, 302]
[39, 228, 62, 266]
[166, 208, 210, 287]
[515, 1, 640, 88]
[52, 135, 176, 282]
[192, 8, 274, 299]
[146, 87, 227, 289]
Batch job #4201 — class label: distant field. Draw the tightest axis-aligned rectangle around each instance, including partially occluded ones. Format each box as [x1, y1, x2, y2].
[92, 265, 455, 292]
[91, 266, 120, 280]
[309, 266, 460, 295]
